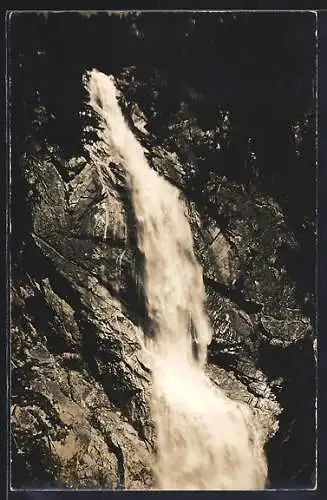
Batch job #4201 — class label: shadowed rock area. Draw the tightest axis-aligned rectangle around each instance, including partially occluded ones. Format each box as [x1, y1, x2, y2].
[10, 11, 316, 489]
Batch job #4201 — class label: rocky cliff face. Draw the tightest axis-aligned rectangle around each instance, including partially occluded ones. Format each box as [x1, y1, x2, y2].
[10, 12, 316, 489]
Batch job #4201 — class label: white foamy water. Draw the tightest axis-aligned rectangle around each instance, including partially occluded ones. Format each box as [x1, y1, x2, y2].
[85, 69, 268, 490]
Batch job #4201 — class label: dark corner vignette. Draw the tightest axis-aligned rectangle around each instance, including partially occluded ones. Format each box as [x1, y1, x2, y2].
[5, 8, 321, 500]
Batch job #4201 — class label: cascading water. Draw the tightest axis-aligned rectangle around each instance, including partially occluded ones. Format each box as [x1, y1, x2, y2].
[85, 69, 268, 490]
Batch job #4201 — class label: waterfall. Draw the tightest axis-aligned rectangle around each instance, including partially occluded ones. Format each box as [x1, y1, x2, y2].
[85, 69, 268, 490]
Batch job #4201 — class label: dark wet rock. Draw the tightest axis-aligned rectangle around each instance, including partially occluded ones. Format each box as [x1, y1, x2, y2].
[260, 313, 312, 347]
